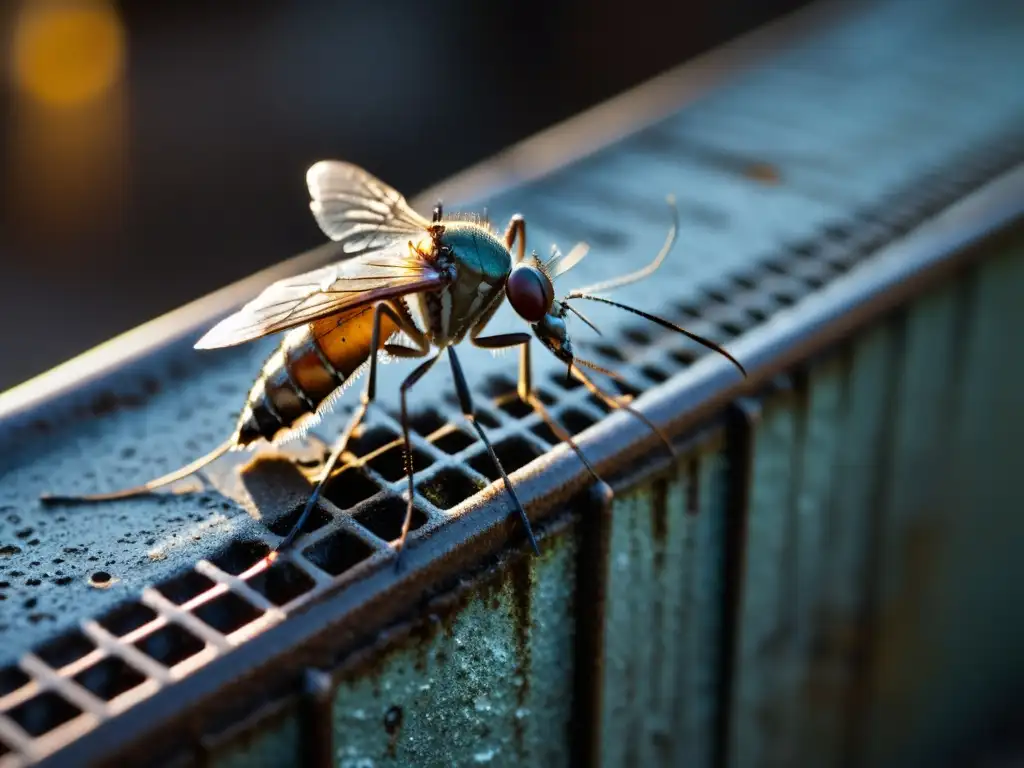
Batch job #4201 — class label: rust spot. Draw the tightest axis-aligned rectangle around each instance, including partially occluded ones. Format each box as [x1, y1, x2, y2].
[88, 390, 146, 417]
[743, 161, 782, 184]
[384, 705, 403, 758]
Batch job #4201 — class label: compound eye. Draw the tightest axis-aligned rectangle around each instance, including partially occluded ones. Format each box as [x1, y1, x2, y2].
[506, 264, 554, 322]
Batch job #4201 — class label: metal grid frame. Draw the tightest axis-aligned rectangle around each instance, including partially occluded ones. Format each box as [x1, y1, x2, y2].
[2, 0, 1024, 763]
[2, 138, 1020, 768]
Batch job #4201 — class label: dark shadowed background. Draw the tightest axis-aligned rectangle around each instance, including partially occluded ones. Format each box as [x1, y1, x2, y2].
[0, 0, 810, 392]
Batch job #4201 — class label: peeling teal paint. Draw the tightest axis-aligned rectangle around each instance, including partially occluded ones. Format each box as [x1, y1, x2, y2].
[330, 525, 577, 767]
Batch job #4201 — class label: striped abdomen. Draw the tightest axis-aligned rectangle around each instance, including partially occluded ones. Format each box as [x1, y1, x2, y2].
[233, 305, 398, 445]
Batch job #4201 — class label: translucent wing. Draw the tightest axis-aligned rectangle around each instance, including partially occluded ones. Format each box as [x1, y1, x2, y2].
[195, 246, 447, 350]
[306, 160, 431, 254]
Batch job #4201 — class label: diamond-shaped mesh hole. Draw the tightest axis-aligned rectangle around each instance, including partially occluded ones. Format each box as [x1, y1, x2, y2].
[467, 437, 543, 482]
[531, 408, 598, 444]
[768, 287, 798, 306]
[210, 539, 270, 576]
[623, 327, 651, 344]
[348, 425, 399, 457]
[498, 396, 533, 419]
[366, 443, 434, 483]
[444, 394, 501, 429]
[534, 389, 557, 406]
[675, 303, 702, 319]
[591, 343, 625, 363]
[73, 657, 146, 701]
[97, 601, 158, 638]
[431, 428, 476, 455]
[193, 592, 263, 635]
[156, 570, 216, 606]
[417, 469, 486, 511]
[354, 496, 428, 541]
[731, 272, 758, 290]
[480, 375, 516, 399]
[788, 240, 818, 259]
[641, 365, 669, 383]
[0, 665, 29, 697]
[246, 562, 316, 606]
[303, 529, 375, 577]
[134, 623, 204, 668]
[324, 467, 382, 510]
[670, 347, 699, 367]
[0, 738, 9, 758]
[266, 503, 332, 538]
[551, 372, 583, 391]
[718, 320, 747, 337]
[408, 409, 447, 437]
[35, 629, 95, 669]
[7, 691, 80, 737]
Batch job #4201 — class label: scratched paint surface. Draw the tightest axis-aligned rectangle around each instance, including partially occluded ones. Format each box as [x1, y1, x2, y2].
[600, 439, 728, 768]
[330, 522, 577, 767]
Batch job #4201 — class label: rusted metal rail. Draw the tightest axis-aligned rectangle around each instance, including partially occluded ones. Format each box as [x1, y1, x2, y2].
[2, 1, 1024, 765]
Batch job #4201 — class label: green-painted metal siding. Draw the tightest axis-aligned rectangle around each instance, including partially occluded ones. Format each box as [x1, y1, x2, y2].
[329, 518, 578, 767]
[600, 437, 728, 768]
[725, 237, 1024, 768]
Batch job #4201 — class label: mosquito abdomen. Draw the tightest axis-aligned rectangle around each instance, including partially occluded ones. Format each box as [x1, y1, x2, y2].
[234, 305, 398, 445]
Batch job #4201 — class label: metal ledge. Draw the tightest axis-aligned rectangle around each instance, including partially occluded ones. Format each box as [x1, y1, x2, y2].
[3, 0, 1024, 764]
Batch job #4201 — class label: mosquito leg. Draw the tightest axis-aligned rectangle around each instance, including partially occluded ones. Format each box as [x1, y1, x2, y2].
[447, 345, 540, 555]
[517, 341, 601, 482]
[503, 214, 527, 263]
[272, 302, 428, 559]
[393, 353, 443, 571]
[274, 397, 369, 556]
[572, 365, 677, 458]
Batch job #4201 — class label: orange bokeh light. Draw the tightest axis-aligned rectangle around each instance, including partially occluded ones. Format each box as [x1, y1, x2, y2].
[10, 0, 126, 108]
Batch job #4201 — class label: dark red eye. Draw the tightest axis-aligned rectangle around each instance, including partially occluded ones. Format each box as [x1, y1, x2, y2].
[506, 265, 553, 322]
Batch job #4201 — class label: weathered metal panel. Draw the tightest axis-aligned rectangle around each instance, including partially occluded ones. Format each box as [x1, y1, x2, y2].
[0, 1, 1022, 765]
[861, 236, 1024, 767]
[206, 703, 302, 768]
[329, 513, 578, 768]
[600, 435, 728, 768]
[728, 322, 902, 767]
[727, 236, 1024, 768]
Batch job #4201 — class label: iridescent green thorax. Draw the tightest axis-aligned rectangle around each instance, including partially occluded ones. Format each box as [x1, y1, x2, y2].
[416, 221, 511, 346]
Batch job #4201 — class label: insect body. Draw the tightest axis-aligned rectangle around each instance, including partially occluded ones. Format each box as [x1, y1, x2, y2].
[43, 161, 746, 568]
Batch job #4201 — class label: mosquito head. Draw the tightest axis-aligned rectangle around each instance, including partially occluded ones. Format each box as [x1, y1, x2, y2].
[531, 301, 575, 366]
[507, 258, 555, 324]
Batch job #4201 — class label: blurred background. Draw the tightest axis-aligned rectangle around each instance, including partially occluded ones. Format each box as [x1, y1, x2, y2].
[0, 0, 810, 392]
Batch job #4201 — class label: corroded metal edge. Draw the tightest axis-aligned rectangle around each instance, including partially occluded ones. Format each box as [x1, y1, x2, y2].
[40, 160, 1024, 768]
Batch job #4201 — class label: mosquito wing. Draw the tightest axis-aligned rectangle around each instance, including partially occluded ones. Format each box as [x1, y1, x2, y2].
[195, 246, 448, 350]
[306, 160, 431, 255]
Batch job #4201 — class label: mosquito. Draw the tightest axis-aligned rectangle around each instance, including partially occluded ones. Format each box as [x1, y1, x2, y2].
[42, 161, 746, 569]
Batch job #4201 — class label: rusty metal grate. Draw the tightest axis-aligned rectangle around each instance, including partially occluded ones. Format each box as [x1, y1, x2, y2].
[2, 137, 1020, 766]
[2, 0, 1024, 763]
